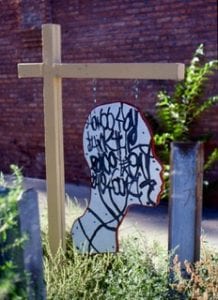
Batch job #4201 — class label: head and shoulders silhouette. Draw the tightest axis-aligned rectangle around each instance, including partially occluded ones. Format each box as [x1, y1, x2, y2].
[72, 102, 164, 253]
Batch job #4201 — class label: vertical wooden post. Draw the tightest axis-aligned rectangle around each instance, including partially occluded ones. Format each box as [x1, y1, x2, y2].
[168, 142, 204, 264]
[42, 24, 65, 253]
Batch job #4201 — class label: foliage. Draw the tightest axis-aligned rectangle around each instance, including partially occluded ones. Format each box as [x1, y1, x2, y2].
[44, 233, 171, 300]
[41, 199, 218, 299]
[153, 44, 218, 198]
[204, 148, 218, 171]
[0, 166, 27, 300]
[43, 201, 170, 299]
[43, 225, 218, 300]
[155, 44, 218, 144]
[172, 246, 218, 299]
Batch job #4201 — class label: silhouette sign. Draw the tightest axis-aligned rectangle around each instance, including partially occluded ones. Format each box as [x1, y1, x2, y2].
[72, 102, 163, 253]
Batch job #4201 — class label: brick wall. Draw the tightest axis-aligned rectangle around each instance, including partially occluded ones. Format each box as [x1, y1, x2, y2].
[0, 1, 217, 191]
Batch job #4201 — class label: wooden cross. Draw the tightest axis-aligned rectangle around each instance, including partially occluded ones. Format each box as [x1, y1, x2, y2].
[18, 24, 185, 255]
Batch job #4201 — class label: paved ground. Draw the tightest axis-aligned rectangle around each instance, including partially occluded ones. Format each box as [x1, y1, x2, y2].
[22, 177, 218, 250]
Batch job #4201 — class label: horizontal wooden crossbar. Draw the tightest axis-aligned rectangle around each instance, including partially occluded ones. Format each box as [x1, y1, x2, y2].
[18, 62, 185, 80]
[18, 63, 43, 78]
[54, 63, 185, 80]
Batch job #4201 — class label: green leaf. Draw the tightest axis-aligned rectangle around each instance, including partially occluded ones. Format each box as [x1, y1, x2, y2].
[193, 96, 218, 119]
[204, 148, 218, 170]
[154, 44, 218, 200]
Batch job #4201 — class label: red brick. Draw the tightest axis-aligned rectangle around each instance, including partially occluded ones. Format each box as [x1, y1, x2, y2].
[0, 0, 217, 188]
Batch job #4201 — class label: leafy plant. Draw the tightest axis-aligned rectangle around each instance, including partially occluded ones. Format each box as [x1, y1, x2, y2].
[155, 44, 218, 143]
[153, 44, 218, 198]
[42, 198, 171, 300]
[40, 196, 218, 299]
[204, 148, 218, 171]
[43, 216, 218, 299]
[0, 166, 27, 300]
[43, 233, 171, 300]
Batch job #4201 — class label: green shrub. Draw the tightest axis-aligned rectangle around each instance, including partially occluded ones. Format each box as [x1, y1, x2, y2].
[43, 229, 218, 300]
[42, 200, 218, 300]
[43, 234, 170, 300]
[0, 166, 27, 300]
[44, 201, 172, 299]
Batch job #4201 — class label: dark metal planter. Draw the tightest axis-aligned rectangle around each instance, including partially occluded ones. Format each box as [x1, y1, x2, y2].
[168, 142, 204, 264]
